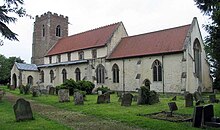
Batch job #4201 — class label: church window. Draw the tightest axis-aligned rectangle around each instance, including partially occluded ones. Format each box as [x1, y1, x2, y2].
[67, 53, 71, 61]
[56, 25, 61, 37]
[96, 64, 105, 84]
[27, 75, 33, 86]
[194, 39, 201, 78]
[42, 25, 45, 37]
[152, 60, 162, 81]
[50, 70, 54, 83]
[75, 68, 81, 81]
[78, 51, 84, 60]
[57, 55, 61, 62]
[112, 64, 119, 83]
[62, 69, 67, 83]
[40, 70, 44, 83]
[49, 56, 52, 64]
[92, 49, 97, 59]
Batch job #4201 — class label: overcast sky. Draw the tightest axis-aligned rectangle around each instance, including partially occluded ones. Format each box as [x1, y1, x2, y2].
[0, 0, 209, 63]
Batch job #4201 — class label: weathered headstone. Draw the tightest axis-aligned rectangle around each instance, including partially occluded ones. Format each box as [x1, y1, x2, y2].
[168, 102, 178, 117]
[58, 89, 70, 102]
[97, 92, 110, 104]
[202, 104, 220, 127]
[209, 94, 217, 103]
[49, 87, 55, 95]
[193, 91, 204, 103]
[40, 89, 48, 95]
[121, 93, 133, 106]
[13, 98, 34, 121]
[74, 92, 84, 105]
[98, 90, 102, 95]
[192, 106, 203, 128]
[185, 93, 193, 107]
[31, 86, 40, 97]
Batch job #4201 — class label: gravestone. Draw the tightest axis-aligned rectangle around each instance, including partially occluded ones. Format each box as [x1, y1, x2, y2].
[74, 92, 84, 105]
[193, 91, 204, 103]
[13, 98, 34, 121]
[31, 86, 40, 97]
[168, 102, 178, 117]
[148, 91, 160, 105]
[40, 89, 48, 95]
[98, 90, 102, 95]
[137, 86, 149, 105]
[121, 93, 133, 106]
[97, 92, 110, 104]
[209, 94, 217, 103]
[203, 104, 220, 127]
[192, 106, 203, 128]
[49, 87, 55, 95]
[58, 89, 70, 102]
[185, 93, 193, 107]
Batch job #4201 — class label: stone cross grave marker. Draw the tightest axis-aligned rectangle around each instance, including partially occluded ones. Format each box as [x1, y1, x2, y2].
[185, 93, 193, 107]
[168, 102, 178, 117]
[74, 92, 84, 105]
[121, 93, 133, 106]
[58, 89, 70, 102]
[13, 98, 34, 121]
[192, 106, 203, 128]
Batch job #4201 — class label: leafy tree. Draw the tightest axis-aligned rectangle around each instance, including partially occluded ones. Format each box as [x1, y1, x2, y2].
[194, 0, 220, 89]
[0, 54, 24, 84]
[0, 0, 28, 45]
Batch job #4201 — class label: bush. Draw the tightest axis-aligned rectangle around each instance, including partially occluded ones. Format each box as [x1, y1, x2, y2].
[22, 84, 30, 95]
[62, 79, 78, 95]
[77, 80, 95, 94]
[97, 86, 110, 94]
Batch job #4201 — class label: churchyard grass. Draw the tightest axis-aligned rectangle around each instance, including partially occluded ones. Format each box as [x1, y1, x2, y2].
[2, 86, 220, 130]
[0, 96, 71, 130]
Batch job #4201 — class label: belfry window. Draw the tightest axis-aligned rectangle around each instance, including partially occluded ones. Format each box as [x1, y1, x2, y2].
[152, 60, 162, 81]
[56, 25, 61, 37]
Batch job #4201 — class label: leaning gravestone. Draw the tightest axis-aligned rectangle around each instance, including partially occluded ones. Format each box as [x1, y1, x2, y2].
[74, 92, 84, 105]
[185, 93, 193, 107]
[121, 93, 133, 106]
[49, 87, 55, 95]
[58, 89, 70, 102]
[192, 106, 203, 128]
[193, 91, 204, 103]
[13, 98, 34, 121]
[168, 102, 178, 117]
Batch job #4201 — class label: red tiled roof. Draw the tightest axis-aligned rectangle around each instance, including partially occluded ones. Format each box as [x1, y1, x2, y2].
[47, 22, 121, 56]
[108, 24, 191, 59]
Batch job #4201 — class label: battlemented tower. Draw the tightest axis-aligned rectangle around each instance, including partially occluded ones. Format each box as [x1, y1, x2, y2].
[31, 12, 68, 65]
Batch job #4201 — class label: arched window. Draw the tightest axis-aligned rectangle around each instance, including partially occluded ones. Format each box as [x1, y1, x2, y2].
[27, 75, 33, 86]
[56, 25, 61, 37]
[96, 64, 105, 84]
[42, 25, 45, 37]
[75, 68, 81, 81]
[152, 60, 162, 81]
[112, 64, 119, 83]
[194, 39, 201, 79]
[62, 69, 67, 83]
[50, 70, 54, 83]
[40, 70, 44, 83]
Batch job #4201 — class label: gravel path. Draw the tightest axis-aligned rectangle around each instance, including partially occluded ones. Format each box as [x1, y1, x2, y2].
[5, 92, 144, 130]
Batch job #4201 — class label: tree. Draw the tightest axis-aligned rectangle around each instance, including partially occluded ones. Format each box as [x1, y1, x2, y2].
[194, 0, 220, 89]
[0, 54, 24, 84]
[0, 0, 28, 45]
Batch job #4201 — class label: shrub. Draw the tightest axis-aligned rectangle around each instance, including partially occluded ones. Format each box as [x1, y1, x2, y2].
[77, 80, 95, 94]
[97, 86, 110, 94]
[62, 79, 78, 95]
[22, 84, 30, 95]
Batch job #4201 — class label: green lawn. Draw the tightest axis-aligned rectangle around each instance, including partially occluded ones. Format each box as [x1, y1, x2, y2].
[0, 97, 71, 130]
[2, 86, 220, 130]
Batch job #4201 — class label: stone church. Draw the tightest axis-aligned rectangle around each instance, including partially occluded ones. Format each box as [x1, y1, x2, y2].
[11, 12, 212, 93]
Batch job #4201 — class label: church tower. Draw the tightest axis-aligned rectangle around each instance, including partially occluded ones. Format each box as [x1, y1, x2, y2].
[32, 12, 68, 65]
